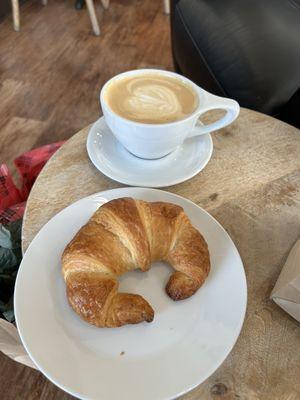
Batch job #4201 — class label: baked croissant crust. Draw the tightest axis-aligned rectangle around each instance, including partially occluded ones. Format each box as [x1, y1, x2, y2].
[62, 197, 210, 328]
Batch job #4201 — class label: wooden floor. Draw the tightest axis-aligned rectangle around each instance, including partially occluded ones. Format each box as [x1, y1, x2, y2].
[0, 0, 173, 174]
[0, 1, 172, 399]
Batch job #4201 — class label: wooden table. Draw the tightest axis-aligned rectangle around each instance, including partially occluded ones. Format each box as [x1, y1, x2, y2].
[22, 108, 300, 399]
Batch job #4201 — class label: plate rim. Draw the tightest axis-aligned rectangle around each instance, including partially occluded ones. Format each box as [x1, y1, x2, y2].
[86, 117, 213, 188]
[15, 187, 247, 400]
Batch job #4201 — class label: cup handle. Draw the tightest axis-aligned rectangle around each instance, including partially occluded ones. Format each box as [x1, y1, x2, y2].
[188, 91, 240, 137]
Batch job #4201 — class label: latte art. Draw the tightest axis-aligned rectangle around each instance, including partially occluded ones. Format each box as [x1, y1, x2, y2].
[125, 82, 182, 121]
[104, 73, 198, 124]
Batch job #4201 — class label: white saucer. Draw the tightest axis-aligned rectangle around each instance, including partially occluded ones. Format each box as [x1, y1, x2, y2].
[87, 117, 213, 187]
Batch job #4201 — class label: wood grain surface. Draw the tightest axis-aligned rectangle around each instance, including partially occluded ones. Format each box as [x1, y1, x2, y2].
[19, 109, 300, 400]
[0, 0, 172, 178]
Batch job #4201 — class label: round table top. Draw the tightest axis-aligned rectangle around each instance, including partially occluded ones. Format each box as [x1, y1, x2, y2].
[22, 108, 300, 399]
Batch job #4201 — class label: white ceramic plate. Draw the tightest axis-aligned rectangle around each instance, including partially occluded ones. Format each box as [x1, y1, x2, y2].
[86, 117, 213, 187]
[15, 188, 247, 400]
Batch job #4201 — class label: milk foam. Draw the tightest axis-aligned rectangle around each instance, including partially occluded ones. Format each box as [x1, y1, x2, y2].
[105, 73, 198, 124]
[124, 81, 182, 121]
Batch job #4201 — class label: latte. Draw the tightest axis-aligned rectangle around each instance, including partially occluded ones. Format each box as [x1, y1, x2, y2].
[104, 73, 199, 124]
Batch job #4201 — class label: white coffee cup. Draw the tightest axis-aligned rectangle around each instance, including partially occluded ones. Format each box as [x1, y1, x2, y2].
[100, 69, 240, 159]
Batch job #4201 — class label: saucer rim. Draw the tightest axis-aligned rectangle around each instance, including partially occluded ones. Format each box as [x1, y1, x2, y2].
[86, 117, 213, 188]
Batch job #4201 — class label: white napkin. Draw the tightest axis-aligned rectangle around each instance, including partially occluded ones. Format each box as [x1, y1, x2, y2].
[271, 238, 300, 322]
[0, 319, 36, 369]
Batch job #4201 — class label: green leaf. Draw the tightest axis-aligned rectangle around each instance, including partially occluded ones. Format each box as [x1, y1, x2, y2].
[0, 219, 22, 323]
[0, 220, 22, 249]
[0, 297, 15, 322]
[0, 247, 20, 272]
[0, 275, 16, 303]
[0, 225, 12, 249]
[8, 220, 22, 249]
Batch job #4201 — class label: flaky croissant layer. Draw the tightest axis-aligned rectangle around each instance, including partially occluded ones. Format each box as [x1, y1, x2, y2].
[62, 197, 210, 327]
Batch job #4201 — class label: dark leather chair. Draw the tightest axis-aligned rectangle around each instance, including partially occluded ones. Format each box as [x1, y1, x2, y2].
[171, 0, 300, 127]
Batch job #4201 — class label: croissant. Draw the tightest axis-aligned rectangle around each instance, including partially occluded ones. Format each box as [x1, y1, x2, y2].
[62, 197, 210, 328]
